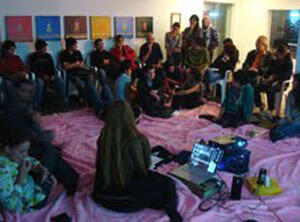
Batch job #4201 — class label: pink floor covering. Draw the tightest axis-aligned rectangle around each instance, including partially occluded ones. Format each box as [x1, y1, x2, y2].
[5, 102, 300, 222]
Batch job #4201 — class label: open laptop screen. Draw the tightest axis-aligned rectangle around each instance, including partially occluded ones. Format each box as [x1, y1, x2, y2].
[190, 143, 223, 174]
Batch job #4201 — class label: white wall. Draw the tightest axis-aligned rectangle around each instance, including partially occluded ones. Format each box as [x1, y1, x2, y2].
[0, 0, 300, 69]
[0, 0, 204, 64]
[228, 0, 300, 68]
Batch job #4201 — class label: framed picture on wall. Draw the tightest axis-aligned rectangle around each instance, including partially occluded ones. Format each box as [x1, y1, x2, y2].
[90, 16, 112, 40]
[170, 13, 181, 27]
[114, 17, 134, 39]
[64, 16, 88, 40]
[36, 16, 61, 41]
[135, 17, 153, 38]
[6, 16, 33, 42]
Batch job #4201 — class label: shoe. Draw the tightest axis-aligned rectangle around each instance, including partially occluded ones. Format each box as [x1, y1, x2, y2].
[172, 110, 180, 117]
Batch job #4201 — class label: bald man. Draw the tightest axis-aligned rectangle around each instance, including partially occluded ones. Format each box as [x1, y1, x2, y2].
[139, 33, 163, 67]
[201, 16, 219, 62]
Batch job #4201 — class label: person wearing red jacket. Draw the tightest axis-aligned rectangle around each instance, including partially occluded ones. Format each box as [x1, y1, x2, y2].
[0, 40, 27, 81]
[111, 35, 137, 71]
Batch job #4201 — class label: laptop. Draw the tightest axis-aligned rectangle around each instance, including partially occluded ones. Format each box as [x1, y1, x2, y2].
[169, 143, 223, 186]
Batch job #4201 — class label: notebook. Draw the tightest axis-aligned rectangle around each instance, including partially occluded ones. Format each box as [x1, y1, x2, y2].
[169, 143, 223, 185]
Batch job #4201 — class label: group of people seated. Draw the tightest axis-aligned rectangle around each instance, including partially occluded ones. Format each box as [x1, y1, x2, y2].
[0, 14, 298, 136]
[0, 13, 299, 220]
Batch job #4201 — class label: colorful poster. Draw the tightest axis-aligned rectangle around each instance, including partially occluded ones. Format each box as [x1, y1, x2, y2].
[136, 17, 153, 38]
[6, 16, 33, 42]
[90, 16, 111, 40]
[114, 17, 134, 39]
[64, 16, 87, 39]
[36, 16, 61, 41]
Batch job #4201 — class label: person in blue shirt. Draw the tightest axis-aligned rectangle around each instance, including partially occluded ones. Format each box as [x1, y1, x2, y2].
[270, 74, 300, 142]
[214, 70, 254, 128]
[115, 60, 132, 102]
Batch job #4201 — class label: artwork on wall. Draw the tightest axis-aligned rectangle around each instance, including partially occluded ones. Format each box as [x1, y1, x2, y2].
[64, 16, 88, 39]
[6, 16, 33, 42]
[170, 13, 181, 27]
[36, 16, 61, 41]
[90, 16, 111, 40]
[114, 17, 134, 39]
[135, 17, 153, 38]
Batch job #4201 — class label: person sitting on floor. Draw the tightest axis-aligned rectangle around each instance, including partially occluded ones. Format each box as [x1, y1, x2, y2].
[137, 66, 173, 118]
[92, 101, 182, 222]
[254, 41, 293, 115]
[115, 60, 133, 102]
[140, 33, 163, 67]
[165, 22, 182, 66]
[29, 39, 67, 108]
[90, 38, 119, 82]
[212, 70, 254, 128]
[242, 35, 273, 85]
[111, 35, 138, 71]
[0, 40, 27, 82]
[59, 37, 112, 116]
[270, 74, 300, 142]
[172, 68, 203, 110]
[0, 80, 79, 197]
[115, 60, 141, 118]
[165, 61, 185, 90]
[0, 125, 53, 213]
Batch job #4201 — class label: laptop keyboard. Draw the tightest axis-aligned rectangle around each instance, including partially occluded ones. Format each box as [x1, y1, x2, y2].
[176, 165, 212, 185]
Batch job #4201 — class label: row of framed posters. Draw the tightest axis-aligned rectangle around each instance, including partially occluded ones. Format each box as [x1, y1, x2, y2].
[4, 16, 154, 42]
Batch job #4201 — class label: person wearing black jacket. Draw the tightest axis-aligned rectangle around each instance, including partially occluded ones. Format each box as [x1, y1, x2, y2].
[242, 36, 274, 85]
[90, 38, 119, 81]
[139, 33, 163, 67]
[137, 66, 172, 118]
[29, 39, 66, 107]
[254, 41, 293, 113]
[207, 38, 239, 84]
[59, 37, 113, 116]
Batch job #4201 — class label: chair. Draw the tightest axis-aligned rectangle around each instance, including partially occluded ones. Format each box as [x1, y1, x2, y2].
[85, 53, 100, 89]
[260, 75, 294, 117]
[56, 65, 78, 97]
[275, 75, 294, 117]
[213, 70, 232, 104]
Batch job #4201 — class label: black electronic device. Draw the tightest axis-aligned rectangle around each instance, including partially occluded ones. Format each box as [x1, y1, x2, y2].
[208, 135, 248, 152]
[208, 136, 250, 175]
[218, 149, 250, 175]
[230, 176, 243, 200]
[257, 168, 267, 185]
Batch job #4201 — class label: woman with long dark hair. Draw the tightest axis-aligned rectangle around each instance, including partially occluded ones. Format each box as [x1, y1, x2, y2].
[92, 101, 182, 222]
[270, 74, 300, 142]
[182, 15, 210, 74]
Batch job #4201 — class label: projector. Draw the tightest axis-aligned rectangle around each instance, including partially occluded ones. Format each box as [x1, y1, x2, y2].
[208, 135, 248, 151]
[208, 135, 250, 175]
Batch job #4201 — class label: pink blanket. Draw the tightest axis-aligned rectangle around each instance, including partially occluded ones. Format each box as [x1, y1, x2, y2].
[5, 103, 300, 221]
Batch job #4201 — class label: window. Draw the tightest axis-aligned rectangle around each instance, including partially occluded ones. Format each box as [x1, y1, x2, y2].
[204, 2, 233, 59]
[270, 10, 300, 58]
